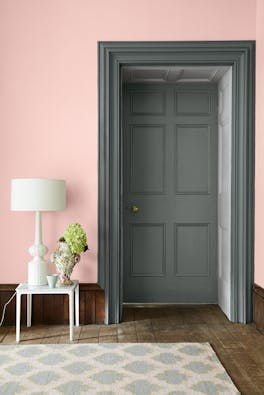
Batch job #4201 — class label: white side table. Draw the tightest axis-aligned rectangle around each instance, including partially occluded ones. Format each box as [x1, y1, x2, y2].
[16, 280, 79, 343]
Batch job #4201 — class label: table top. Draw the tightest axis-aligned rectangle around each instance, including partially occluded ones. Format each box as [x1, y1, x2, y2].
[16, 280, 79, 294]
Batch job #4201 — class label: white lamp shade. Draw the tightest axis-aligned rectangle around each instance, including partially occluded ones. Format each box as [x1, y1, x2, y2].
[11, 178, 66, 211]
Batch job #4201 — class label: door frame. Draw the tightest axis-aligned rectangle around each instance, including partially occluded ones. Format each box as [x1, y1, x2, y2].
[98, 41, 255, 324]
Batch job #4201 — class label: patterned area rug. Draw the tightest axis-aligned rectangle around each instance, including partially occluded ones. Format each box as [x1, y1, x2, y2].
[0, 343, 239, 395]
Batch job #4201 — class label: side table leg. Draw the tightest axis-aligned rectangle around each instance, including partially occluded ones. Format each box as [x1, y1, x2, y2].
[16, 293, 21, 343]
[69, 291, 74, 341]
[75, 283, 79, 327]
[27, 294, 32, 327]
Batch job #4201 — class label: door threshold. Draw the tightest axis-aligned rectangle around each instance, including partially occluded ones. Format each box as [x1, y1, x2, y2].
[123, 302, 218, 308]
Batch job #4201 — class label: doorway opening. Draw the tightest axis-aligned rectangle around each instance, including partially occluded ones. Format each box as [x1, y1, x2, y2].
[121, 65, 232, 319]
[98, 41, 255, 325]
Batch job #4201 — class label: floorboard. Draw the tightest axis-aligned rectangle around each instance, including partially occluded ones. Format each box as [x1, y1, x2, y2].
[1, 304, 263, 395]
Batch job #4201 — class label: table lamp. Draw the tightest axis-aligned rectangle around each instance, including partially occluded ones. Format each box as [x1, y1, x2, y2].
[11, 178, 66, 285]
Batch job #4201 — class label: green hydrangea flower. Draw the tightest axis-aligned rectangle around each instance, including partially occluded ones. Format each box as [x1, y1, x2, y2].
[63, 223, 88, 254]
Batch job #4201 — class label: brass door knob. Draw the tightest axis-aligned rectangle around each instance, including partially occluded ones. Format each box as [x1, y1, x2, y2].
[131, 205, 139, 213]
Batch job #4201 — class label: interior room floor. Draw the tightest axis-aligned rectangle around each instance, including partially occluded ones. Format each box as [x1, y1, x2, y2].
[0, 305, 263, 395]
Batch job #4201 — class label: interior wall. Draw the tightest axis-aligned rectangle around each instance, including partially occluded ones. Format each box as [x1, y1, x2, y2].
[0, 0, 257, 284]
[255, 0, 264, 286]
[217, 68, 232, 318]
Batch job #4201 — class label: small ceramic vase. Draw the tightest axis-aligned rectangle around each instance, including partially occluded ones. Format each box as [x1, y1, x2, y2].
[50, 241, 80, 286]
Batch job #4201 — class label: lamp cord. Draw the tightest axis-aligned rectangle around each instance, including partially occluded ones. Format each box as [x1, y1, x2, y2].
[0, 292, 16, 326]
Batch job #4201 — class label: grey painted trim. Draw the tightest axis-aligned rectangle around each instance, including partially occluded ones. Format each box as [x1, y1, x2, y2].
[98, 41, 255, 324]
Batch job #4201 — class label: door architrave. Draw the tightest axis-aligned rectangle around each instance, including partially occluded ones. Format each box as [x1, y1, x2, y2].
[98, 41, 255, 324]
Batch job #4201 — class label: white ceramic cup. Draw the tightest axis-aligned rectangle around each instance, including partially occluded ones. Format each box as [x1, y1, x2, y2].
[47, 274, 58, 288]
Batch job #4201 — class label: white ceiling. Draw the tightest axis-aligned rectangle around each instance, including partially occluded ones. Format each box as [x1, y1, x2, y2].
[122, 66, 230, 83]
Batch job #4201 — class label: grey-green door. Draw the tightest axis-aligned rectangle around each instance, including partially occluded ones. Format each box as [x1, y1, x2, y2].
[123, 83, 218, 303]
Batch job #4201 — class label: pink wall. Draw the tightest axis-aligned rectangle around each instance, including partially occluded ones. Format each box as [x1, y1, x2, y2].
[0, 0, 259, 284]
[255, 0, 264, 285]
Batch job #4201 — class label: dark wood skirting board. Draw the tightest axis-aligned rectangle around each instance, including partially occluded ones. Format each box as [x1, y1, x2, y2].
[0, 283, 105, 325]
[253, 283, 264, 332]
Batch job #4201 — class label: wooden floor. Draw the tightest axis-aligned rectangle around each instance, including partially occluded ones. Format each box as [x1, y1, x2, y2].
[1, 304, 263, 395]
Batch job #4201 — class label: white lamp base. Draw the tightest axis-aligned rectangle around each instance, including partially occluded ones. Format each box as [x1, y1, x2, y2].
[28, 258, 48, 286]
[27, 212, 48, 286]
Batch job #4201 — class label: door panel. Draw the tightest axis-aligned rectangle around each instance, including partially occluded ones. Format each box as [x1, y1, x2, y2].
[175, 125, 210, 194]
[176, 91, 211, 114]
[174, 223, 209, 276]
[131, 91, 166, 115]
[123, 83, 218, 303]
[130, 224, 166, 277]
[130, 125, 165, 194]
